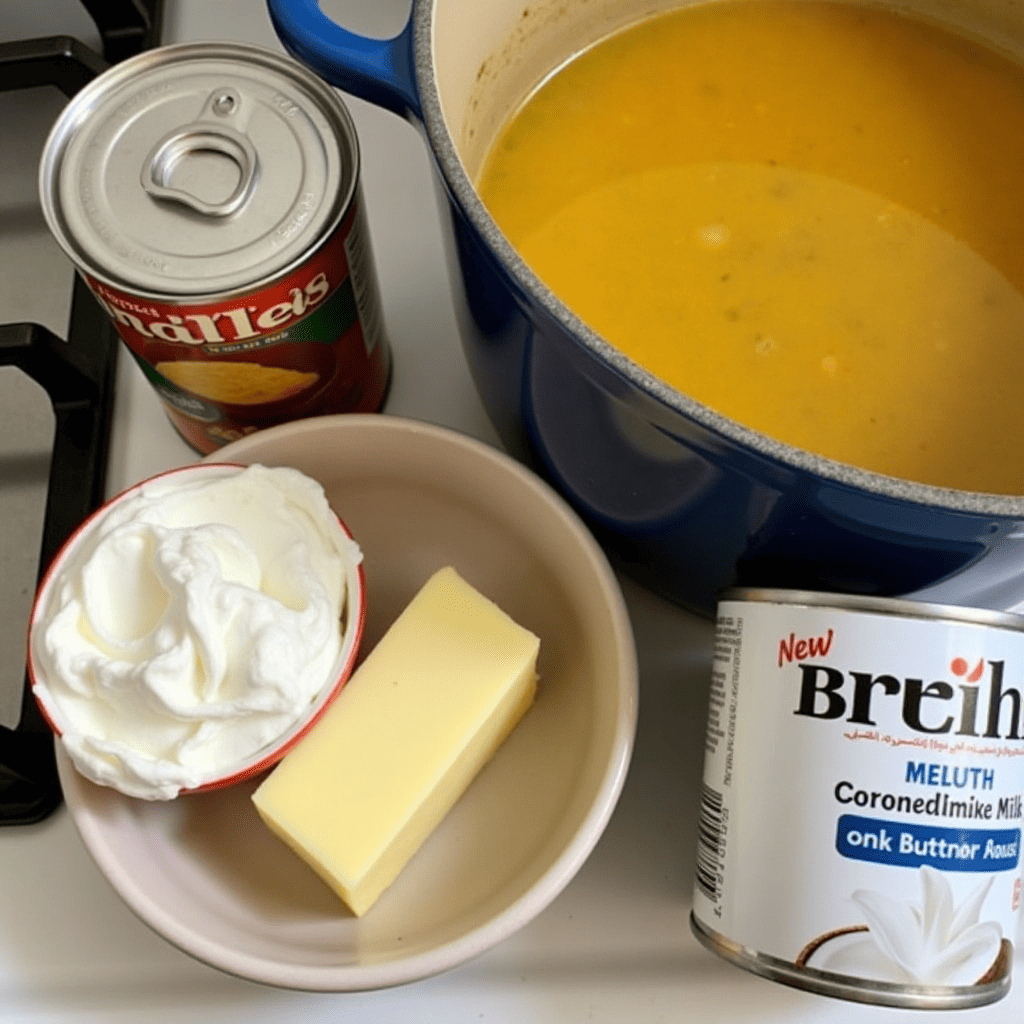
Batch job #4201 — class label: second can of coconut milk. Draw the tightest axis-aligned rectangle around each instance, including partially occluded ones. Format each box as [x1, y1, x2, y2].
[692, 589, 1024, 1009]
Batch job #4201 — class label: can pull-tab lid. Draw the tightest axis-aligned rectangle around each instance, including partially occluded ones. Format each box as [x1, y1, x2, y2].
[141, 87, 258, 217]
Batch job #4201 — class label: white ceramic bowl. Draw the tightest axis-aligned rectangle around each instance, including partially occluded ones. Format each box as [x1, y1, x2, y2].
[54, 415, 639, 990]
[29, 461, 366, 795]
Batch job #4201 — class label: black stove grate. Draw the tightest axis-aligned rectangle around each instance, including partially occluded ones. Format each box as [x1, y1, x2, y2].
[0, 1, 165, 825]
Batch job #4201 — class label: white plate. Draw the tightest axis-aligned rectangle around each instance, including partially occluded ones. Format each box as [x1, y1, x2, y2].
[57, 414, 638, 991]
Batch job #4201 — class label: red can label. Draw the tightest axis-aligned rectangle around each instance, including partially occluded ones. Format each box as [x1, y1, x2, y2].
[88, 199, 390, 454]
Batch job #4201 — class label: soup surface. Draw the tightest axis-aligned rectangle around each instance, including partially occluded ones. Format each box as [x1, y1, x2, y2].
[477, 0, 1024, 493]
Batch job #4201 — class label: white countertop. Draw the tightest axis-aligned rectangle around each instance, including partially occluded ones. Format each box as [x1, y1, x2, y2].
[2, 2, 1021, 1021]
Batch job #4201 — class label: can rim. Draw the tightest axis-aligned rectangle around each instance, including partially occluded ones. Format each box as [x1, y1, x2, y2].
[39, 40, 361, 302]
[721, 587, 1024, 633]
[691, 914, 1010, 1010]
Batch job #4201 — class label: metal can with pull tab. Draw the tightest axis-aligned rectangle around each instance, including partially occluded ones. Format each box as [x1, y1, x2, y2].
[39, 42, 391, 454]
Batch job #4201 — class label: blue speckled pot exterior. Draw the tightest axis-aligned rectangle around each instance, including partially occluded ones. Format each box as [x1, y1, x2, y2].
[268, 0, 1024, 616]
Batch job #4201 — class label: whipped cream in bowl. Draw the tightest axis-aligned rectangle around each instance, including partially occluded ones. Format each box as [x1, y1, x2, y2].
[28, 462, 365, 800]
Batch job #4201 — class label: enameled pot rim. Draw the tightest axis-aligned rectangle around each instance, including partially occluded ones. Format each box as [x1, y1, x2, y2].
[411, 0, 1024, 518]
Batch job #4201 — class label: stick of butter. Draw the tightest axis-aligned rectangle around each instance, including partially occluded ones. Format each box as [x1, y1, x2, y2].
[251, 566, 540, 916]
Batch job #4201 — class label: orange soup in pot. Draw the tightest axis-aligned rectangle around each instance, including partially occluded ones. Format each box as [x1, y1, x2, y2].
[477, 0, 1024, 494]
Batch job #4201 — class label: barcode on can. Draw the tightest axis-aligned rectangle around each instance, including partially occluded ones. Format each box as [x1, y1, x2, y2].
[695, 781, 725, 903]
[343, 200, 385, 356]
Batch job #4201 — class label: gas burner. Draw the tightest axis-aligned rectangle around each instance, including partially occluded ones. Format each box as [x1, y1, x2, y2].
[0, 0, 164, 825]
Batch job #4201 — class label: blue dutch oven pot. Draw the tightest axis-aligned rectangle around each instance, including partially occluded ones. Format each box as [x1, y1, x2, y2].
[268, 0, 1024, 616]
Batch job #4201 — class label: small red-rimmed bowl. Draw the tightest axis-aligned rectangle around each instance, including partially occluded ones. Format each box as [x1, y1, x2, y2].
[27, 461, 366, 798]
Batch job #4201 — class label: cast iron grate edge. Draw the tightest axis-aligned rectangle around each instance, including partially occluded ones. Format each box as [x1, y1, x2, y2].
[0, 1, 164, 825]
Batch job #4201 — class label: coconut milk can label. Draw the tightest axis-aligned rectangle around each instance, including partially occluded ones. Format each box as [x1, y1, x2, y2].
[693, 598, 1024, 997]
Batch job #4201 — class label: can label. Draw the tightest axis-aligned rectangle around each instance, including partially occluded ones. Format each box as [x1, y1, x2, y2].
[87, 196, 388, 454]
[692, 595, 1024, 1006]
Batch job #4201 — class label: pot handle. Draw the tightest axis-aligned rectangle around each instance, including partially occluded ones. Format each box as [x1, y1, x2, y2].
[266, 0, 421, 121]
